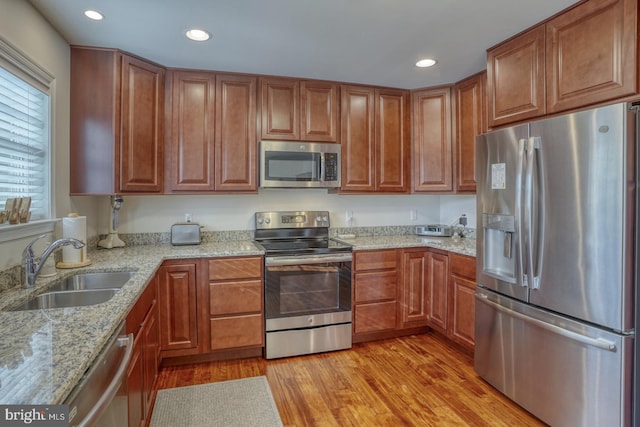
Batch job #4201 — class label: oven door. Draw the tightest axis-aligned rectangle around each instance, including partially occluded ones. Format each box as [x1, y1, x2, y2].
[264, 253, 352, 331]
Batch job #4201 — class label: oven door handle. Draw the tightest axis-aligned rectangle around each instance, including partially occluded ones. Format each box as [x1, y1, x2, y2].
[266, 254, 352, 266]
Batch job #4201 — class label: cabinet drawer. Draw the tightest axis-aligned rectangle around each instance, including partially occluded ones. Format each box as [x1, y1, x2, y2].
[354, 249, 397, 271]
[450, 253, 476, 280]
[354, 271, 397, 303]
[210, 314, 264, 350]
[354, 301, 397, 334]
[208, 256, 262, 281]
[209, 280, 263, 315]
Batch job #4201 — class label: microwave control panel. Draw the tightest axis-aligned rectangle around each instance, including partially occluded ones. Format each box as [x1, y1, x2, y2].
[324, 153, 338, 181]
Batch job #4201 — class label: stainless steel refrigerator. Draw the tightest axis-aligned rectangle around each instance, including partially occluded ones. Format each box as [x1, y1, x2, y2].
[475, 102, 638, 427]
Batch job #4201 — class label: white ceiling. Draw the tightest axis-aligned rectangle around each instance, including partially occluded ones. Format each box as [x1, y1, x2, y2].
[28, 0, 577, 89]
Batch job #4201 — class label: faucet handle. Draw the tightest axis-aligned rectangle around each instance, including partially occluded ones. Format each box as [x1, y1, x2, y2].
[23, 234, 48, 256]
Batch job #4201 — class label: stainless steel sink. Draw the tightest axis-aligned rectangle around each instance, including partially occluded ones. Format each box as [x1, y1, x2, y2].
[10, 289, 121, 311]
[8, 271, 135, 311]
[47, 271, 135, 292]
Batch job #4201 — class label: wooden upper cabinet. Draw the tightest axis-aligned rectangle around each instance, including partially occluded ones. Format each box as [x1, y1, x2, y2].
[341, 85, 408, 193]
[546, 0, 637, 113]
[341, 85, 376, 191]
[376, 89, 409, 193]
[260, 77, 299, 140]
[487, 25, 546, 127]
[300, 80, 339, 142]
[215, 74, 258, 191]
[411, 86, 453, 192]
[260, 77, 339, 142]
[70, 47, 164, 194]
[454, 72, 486, 193]
[165, 72, 257, 193]
[166, 70, 216, 192]
[119, 55, 164, 193]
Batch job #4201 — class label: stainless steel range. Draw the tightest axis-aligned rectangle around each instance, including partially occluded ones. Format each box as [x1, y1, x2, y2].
[254, 210, 353, 359]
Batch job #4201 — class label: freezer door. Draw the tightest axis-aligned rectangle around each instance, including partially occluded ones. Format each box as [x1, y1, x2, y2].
[528, 103, 634, 332]
[475, 287, 634, 427]
[476, 124, 529, 302]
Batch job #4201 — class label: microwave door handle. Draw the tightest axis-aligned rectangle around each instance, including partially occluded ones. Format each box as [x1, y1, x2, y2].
[319, 153, 325, 182]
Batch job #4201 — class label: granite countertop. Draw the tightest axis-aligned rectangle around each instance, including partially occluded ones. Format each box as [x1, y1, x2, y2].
[0, 234, 475, 405]
[0, 240, 262, 405]
[340, 235, 476, 257]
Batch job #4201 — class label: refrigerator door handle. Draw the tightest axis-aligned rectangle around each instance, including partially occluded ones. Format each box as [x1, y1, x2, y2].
[524, 137, 540, 289]
[476, 293, 617, 352]
[516, 138, 528, 287]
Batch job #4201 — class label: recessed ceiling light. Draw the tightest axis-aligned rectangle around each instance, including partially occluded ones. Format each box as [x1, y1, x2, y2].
[84, 10, 104, 20]
[416, 58, 437, 68]
[186, 29, 211, 42]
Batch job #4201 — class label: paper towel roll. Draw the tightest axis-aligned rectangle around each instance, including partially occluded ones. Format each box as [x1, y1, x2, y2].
[61, 214, 88, 265]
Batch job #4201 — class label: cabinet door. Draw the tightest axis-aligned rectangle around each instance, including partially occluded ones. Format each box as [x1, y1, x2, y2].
[127, 332, 144, 427]
[448, 275, 476, 350]
[166, 70, 215, 191]
[158, 263, 198, 351]
[341, 85, 375, 191]
[546, 0, 637, 113]
[401, 250, 428, 327]
[119, 54, 164, 193]
[215, 74, 258, 191]
[301, 81, 339, 142]
[487, 25, 546, 127]
[412, 86, 453, 192]
[142, 299, 159, 418]
[427, 252, 449, 332]
[260, 77, 299, 140]
[70, 47, 118, 195]
[376, 89, 409, 193]
[454, 72, 486, 193]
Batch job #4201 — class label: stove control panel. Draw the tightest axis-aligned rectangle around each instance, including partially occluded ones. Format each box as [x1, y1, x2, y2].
[255, 211, 330, 229]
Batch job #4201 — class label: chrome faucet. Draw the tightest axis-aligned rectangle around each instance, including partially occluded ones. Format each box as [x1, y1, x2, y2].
[23, 234, 85, 288]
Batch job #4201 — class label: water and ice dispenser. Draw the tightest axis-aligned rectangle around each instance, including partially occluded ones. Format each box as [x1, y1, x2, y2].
[482, 213, 517, 284]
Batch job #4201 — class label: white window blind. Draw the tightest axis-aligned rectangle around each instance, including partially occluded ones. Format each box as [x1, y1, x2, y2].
[0, 65, 50, 220]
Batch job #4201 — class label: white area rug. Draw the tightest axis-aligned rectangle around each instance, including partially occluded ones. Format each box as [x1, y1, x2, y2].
[149, 376, 283, 427]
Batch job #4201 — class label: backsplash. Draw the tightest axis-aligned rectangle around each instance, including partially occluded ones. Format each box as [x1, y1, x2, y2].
[0, 226, 476, 291]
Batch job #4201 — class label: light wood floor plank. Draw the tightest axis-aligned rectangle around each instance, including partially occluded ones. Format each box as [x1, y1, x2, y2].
[155, 332, 546, 426]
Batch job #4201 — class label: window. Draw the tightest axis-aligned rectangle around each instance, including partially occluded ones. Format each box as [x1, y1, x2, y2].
[0, 36, 54, 226]
[0, 66, 50, 220]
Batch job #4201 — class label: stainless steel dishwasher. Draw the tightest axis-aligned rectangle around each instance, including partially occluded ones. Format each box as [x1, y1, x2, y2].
[64, 321, 133, 427]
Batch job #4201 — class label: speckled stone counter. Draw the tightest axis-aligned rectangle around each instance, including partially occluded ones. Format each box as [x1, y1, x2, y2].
[0, 240, 262, 405]
[337, 235, 476, 257]
[0, 235, 474, 405]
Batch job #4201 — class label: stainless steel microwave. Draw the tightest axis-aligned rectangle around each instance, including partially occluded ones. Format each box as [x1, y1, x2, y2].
[259, 141, 341, 188]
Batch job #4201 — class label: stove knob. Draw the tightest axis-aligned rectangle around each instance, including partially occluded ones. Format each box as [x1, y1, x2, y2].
[257, 218, 263, 224]
[321, 216, 328, 222]
[264, 218, 271, 224]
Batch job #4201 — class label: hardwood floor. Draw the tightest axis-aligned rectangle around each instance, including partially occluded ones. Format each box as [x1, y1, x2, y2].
[155, 332, 546, 426]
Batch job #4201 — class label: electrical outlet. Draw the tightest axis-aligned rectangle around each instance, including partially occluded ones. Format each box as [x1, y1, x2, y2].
[459, 214, 467, 226]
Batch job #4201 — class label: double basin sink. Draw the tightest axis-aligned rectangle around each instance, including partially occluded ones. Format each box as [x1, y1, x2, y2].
[9, 271, 135, 311]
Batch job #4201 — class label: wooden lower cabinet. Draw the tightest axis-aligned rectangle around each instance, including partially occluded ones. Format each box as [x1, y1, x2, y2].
[157, 261, 200, 355]
[126, 276, 160, 427]
[353, 249, 399, 338]
[426, 251, 449, 333]
[400, 248, 449, 332]
[448, 253, 477, 350]
[208, 256, 264, 351]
